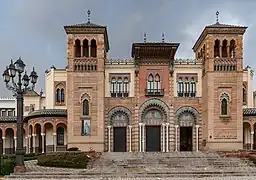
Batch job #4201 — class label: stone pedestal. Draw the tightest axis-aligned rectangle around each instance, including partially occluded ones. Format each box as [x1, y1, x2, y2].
[14, 165, 26, 173]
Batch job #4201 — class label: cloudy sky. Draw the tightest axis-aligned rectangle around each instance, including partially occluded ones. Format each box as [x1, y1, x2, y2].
[0, 0, 255, 97]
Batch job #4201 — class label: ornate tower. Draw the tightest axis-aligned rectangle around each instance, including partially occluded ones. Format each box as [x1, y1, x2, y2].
[64, 10, 109, 151]
[192, 12, 247, 150]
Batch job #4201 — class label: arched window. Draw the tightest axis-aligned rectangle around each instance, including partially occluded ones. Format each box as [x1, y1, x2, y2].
[83, 39, 89, 57]
[222, 39, 228, 57]
[75, 39, 81, 57]
[190, 77, 196, 97]
[83, 99, 89, 116]
[57, 127, 64, 146]
[56, 89, 61, 103]
[91, 39, 97, 57]
[243, 88, 247, 104]
[117, 78, 123, 97]
[155, 74, 160, 92]
[60, 89, 65, 103]
[230, 40, 236, 58]
[123, 77, 129, 97]
[184, 77, 190, 97]
[110, 77, 117, 97]
[214, 39, 220, 58]
[177, 78, 183, 97]
[147, 74, 154, 92]
[221, 98, 228, 115]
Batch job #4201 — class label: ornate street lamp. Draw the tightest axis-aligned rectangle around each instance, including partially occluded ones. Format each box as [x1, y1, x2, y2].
[2, 57, 38, 173]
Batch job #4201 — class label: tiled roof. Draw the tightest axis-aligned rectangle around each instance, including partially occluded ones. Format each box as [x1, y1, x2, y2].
[0, 116, 17, 122]
[27, 109, 67, 117]
[243, 108, 256, 116]
[64, 22, 104, 28]
[206, 22, 247, 28]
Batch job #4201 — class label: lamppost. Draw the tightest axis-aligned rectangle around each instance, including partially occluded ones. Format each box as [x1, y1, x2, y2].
[2, 58, 38, 173]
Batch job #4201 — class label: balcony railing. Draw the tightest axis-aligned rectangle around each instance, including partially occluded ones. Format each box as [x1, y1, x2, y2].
[110, 91, 129, 98]
[145, 89, 164, 96]
[177, 91, 196, 98]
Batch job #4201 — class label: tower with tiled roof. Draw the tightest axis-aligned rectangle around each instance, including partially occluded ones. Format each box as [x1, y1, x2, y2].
[193, 11, 247, 150]
[64, 10, 109, 151]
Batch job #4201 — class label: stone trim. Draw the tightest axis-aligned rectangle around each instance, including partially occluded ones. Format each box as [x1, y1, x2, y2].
[108, 106, 132, 126]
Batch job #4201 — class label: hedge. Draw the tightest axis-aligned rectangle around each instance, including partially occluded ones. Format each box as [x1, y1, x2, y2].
[0, 159, 16, 176]
[37, 152, 89, 168]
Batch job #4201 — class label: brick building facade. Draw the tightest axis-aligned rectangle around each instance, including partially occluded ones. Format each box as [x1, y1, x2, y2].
[1, 12, 256, 154]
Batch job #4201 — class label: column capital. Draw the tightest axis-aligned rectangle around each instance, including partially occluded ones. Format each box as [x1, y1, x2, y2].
[2, 136, 6, 140]
[32, 134, 36, 137]
[165, 123, 170, 126]
[142, 123, 145, 127]
[251, 132, 254, 135]
[175, 125, 179, 128]
[28, 135, 31, 138]
[107, 125, 111, 129]
[139, 123, 143, 126]
[162, 123, 166, 126]
[53, 133, 57, 136]
[41, 133, 45, 136]
[25, 136, 28, 139]
[128, 125, 132, 128]
[14, 136, 17, 139]
[196, 125, 200, 128]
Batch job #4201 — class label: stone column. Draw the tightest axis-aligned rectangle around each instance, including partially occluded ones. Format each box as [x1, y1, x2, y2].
[139, 123, 142, 152]
[88, 45, 91, 57]
[166, 123, 169, 152]
[41, 133, 45, 153]
[142, 123, 145, 152]
[175, 125, 179, 151]
[162, 123, 165, 152]
[14, 136, 17, 152]
[81, 45, 84, 57]
[251, 132, 254, 150]
[53, 133, 57, 152]
[107, 126, 111, 152]
[196, 125, 200, 151]
[25, 137, 28, 154]
[219, 45, 222, 57]
[2, 137, 5, 155]
[28, 135, 31, 153]
[128, 125, 132, 152]
[32, 134, 36, 153]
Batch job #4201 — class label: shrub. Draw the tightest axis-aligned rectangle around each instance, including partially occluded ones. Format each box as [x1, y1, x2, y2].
[67, 147, 79, 151]
[2, 153, 38, 161]
[37, 152, 89, 168]
[0, 159, 16, 176]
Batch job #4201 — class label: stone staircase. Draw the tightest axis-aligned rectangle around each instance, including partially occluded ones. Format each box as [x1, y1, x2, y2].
[5, 152, 256, 179]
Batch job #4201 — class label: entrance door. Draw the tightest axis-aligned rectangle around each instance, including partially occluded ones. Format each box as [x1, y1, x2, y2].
[180, 127, 193, 151]
[146, 126, 161, 152]
[113, 127, 127, 152]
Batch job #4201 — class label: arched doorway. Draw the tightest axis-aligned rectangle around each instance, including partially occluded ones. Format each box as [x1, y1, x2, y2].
[175, 106, 199, 151]
[143, 109, 163, 152]
[56, 123, 67, 151]
[44, 123, 54, 153]
[5, 128, 14, 154]
[35, 124, 42, 153]
[108, 107, 131, 152]
[243, 122, 251, 150]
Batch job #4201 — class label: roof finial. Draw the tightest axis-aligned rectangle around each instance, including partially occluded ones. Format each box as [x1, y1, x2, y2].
[162, 33, 165, 43]
[87, 10, 91, 23]
[216, 11, 219, 24]
[143, 32, 147, 43]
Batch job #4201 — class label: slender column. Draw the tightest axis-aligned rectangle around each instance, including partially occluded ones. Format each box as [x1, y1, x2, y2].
[139, 123, 142, 152]
[175, 125, 179, 151]
[25, 137, 28, 154]
[251, 132, 254, 150]
[41, 133, 45, 153]
[88, 45, 91, 57]
[32, 134, 36, 153]
[81, 45, 84, 57]
[107, 126, 111, 152]
[227, 46, 230, 58]
[142, 123, 145, 152]
[196, 125, 200, 151]
[53, 133, 57, 152]
[162, 123, 165, 152]
[128, 125, 132, 152]
[2, 137, 6, 155]
[219, 45, 222, 57]
[28, 135, 31, 153]
[14, 136, 17, 152]
[166, 123, 169, 152]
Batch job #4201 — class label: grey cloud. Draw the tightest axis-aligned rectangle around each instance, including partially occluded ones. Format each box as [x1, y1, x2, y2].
[1, 0, 256, 96]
